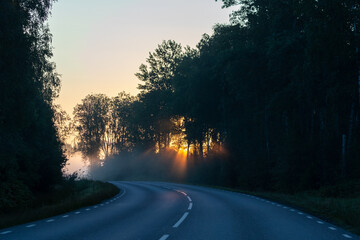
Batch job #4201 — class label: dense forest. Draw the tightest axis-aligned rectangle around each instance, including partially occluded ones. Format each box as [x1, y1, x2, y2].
[2, 0, 360, 208]
[73, 0, 360, 192]
[0, 0, 66, 210]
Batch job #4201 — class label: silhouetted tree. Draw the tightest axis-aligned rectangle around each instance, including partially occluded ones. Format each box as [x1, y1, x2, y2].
[0, 0, 66, 206]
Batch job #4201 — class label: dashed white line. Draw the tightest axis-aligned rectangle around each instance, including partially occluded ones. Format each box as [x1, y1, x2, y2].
[317, 221, 324, 224]
[188, 202, 193, 210]
[306, 216, 313, 219]
[0, 231, 11, 235]
[173, 212, 189, 228]
[26, 224, 36, 228]
[86, 208, 91, 211]
[75, 211, 80, 214]
[93, 206, 98, 208]
[159, 234, 169, 240]
[297, 212, 304, 215]
[46, 219, 55, 223]
[62, 215, 69, 218]
[290, 209, 295, 212]
[283, 206, 288, 209]
[328, 227, 337, 231]
[342, 234, 352, 238]
[180, 191, 187, 196]
[187, 196, 192, 202]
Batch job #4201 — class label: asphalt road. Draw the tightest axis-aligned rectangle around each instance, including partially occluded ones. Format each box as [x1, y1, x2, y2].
[0, 181, 358, 240]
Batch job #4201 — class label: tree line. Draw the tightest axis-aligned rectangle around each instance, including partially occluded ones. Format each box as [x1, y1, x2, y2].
[73, 0, 360, 192]
[0, 0, 66, 210]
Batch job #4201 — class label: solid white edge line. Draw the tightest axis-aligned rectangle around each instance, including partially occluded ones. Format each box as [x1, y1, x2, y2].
[188, 202, 193, 210]
[159, 234, 170, 240]
[173, 212, 189, 228]
[342, 234, 352, 238]
[0, 231, 11, 235]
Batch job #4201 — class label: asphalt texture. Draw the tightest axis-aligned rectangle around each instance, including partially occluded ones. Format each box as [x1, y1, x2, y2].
[0, 181, 358, 240]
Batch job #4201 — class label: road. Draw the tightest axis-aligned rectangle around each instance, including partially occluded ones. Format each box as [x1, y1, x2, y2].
[0, 181, 358, 240]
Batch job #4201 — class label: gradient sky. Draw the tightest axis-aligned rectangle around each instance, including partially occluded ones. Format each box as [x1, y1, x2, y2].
[48, 0, 235, 115]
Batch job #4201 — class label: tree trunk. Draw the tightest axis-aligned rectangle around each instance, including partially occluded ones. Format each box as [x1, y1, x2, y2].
[264, 109, 270, 163]
[341, 133, 347, 178]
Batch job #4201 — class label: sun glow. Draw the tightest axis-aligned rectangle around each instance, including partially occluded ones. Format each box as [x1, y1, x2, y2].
[172, 147, 188, 176]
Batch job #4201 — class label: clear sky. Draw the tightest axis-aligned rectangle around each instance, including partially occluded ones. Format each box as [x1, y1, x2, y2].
[48, 0, 234, 115]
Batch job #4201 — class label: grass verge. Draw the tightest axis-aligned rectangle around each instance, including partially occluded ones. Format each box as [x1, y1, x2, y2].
[0, 180, 120, 229]
[206, 185, 360, 236]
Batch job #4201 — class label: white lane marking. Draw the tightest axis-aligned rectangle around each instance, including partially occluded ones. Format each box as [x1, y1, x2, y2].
[159, 234, 169, 240]
[283, 206, 288, 209]
[75, 211, 80, 214]
[276, 204, 281, 207]
[86, 208, 91, 211]
[188, 202, 193, 210]
[173, 212, 189, 228]
[46, 219, 55, 222]
[317, 221, 324, 224]
[328, 227, 337, 231]
[187, 196, 192, 202]
[298, 212, 304, 215]
[94, 206, 98, 208]
[120, 188, 127, 197]
[62, 215, 69, 218]
[177, 191, 187, 196]
[0, 231, 11, 235]
[342, 234, 352, 238]
[26, 224, 36, 228]
[306, 216, 313, 219]
[290, 209, 295, 212]
[100, 204, 104, 206]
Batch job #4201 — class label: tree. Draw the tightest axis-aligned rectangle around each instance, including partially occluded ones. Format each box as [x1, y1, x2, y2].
[73, 94, 110, 165]
[0, 0, 65, 202]
[135, 40, 184, 152]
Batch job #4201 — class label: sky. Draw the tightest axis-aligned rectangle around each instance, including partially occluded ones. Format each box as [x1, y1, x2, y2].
[48, 0, 235, 115]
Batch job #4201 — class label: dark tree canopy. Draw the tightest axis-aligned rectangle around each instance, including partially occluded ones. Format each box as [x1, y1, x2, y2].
[0, 0, 66, 210]
[86, 0, 360, 193]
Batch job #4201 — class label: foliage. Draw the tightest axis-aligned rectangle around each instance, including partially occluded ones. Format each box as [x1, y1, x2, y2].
[0, 0, 66, 210]
[0, 179, 119, 229]
[78, 0, 360, 195]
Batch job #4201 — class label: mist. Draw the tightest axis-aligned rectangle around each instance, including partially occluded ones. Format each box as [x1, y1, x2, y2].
[89, 149, 233, 187]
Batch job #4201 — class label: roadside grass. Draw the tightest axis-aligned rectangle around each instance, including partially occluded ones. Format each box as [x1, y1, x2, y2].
[0, 180, 119, 229]
[207, 184, 360, 236]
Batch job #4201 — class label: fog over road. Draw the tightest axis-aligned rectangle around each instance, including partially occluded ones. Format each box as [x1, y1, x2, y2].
[0, 181, 358, 240]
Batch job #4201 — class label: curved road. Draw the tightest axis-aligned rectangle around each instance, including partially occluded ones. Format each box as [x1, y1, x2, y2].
[0, 181, 358, 240]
